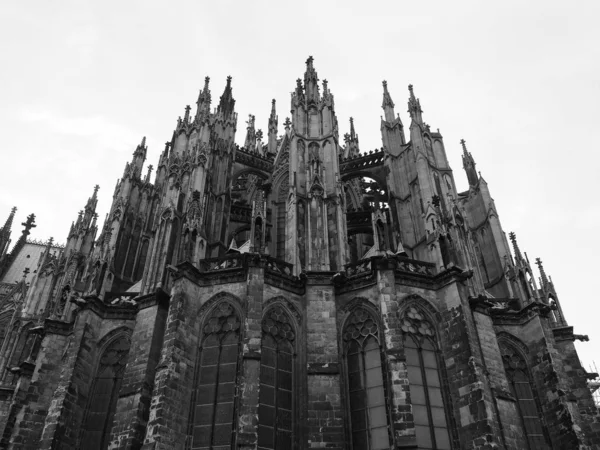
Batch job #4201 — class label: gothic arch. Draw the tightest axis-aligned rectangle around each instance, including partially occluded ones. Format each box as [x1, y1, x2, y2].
[196, 291, 245, 322]
[97, 326, 133, 352]
[396, 294, 443, 326]
[263, 296, 302, 326]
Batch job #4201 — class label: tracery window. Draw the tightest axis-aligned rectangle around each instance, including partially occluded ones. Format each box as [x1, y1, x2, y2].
[190, 302, 241, 450]
[401, 307, 451, 450]
[258, 306, 295, 449]
[500, 344, 549, 450]
[81, 335, 130, 450]
[343, 307, 390, 450]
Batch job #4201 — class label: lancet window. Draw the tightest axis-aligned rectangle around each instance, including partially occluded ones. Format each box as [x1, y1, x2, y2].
[81, 334, 130, 450]
[500, 344, 549, 450]
[343, 307, 390, 450]
[189, 302, 241, 450]
[401, 307, 451, 449]
[258, 306, 295, 449]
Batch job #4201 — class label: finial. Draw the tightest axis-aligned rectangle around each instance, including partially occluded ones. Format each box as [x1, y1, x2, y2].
[284, 117, 291, 130]
[509, 232, 523, 259]
[141, 136, 146, 147]
[47, 237, 54, 246]
[271, 98, 276, 114]
[204, 76, 210, 88]
[165, 141, 171, 151]
[94, 184, 100, 194]
[323, 79, 328, 91]
[383, 80, 388, 90]
[256, 129, 263, 141]
[408, 84, 415, 99]
[296, 78, 302, 90]
[184, 105, 191, 122]
[306, 55, 314, 67]
[11, 207, 16, 214]
[226, 75, 232, 86]
[22, 214, 36, 234]
[535, 257, 549, 286]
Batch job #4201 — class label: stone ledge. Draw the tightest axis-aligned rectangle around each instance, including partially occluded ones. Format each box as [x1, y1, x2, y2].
[307, 362, 339, 375]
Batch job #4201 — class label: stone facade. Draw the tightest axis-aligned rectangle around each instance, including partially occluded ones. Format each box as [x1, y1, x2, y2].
[0, 57, 598, 449]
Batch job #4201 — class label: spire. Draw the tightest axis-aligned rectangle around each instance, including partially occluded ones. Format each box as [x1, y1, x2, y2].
[407, 84, 423, 124]
[303, 56, 320, 103]
[1, 207, 16, 234]
[85, 184, 100, 216]
[0, 206, 16, 257]
[130, 136, 147, 178]
[509, 232, 523, 261]
[344, 117, 360, 157]
[217, 76, 236, 118]
[535, 257, 549, 287]
[267, 99, 278, 155]
[461, 139, 479, 186]
[196, 76, 211, 119]
[382, 80, 396, 122]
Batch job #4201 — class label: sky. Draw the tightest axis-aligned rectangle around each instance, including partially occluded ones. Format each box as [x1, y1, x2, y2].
[0, 1, 598, 367]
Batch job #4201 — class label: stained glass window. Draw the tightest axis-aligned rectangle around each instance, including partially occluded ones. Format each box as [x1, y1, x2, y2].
[258, 306, 295, 449]
[343, 307, 390, 450]
[401, 307, 451, 450]
[190, 302, 241, 450]
[501, 345, 549, 450]
[81, 335, 130, 450]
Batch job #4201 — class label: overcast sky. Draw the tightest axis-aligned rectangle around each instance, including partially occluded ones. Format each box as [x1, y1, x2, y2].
[1, 1, 598, 368]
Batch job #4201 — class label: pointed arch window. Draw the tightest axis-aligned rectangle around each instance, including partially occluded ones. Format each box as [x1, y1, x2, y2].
[343, 307, 390, 450]
[401, 307, 451, 450]
[258, 306, 295, 449]
[500, 344, 549, 450]
[190, 302, 241, 450]
[81, 334, 130, 450]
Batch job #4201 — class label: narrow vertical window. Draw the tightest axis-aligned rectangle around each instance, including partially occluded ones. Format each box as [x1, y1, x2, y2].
[190, 302, 241, 450]
[401, 307, 451, 450]
[343, 307, 390, 450]
[81, 335, 130, 450]
[258, 306, 294, 449]
[501, 345, 549, 450]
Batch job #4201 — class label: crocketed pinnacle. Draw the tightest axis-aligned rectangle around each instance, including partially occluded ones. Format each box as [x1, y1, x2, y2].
[218, 76, 236, 118]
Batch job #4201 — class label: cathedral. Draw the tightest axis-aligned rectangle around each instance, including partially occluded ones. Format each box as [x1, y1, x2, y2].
[0, 57, 598, 449]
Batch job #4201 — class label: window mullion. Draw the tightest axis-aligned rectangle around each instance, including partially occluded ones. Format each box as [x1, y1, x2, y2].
[274, 341, 279, 450]
[210, 333, 224, 449]
[418, 345, 437, 449]
[361, 346, 372, 450]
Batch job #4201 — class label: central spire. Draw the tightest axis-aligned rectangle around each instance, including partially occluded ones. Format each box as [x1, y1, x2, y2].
[304, 56, 320, 103]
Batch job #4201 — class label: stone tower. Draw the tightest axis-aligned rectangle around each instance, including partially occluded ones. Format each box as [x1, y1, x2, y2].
[0, 58, 598, 450]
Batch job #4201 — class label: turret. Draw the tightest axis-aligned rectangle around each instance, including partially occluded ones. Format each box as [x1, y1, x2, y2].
[461, 139, 479, 187]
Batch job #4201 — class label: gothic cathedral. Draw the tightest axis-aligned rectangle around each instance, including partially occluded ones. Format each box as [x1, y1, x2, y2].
[0, 57, 598, 449]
